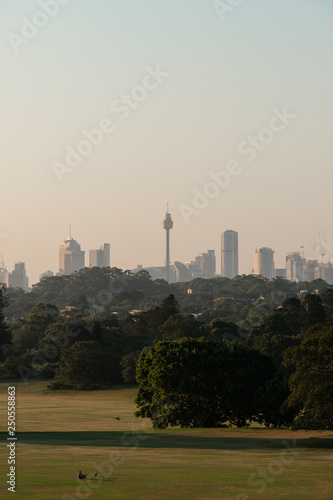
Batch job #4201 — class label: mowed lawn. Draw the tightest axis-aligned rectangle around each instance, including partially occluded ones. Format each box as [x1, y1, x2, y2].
[0, 382, 333, 499]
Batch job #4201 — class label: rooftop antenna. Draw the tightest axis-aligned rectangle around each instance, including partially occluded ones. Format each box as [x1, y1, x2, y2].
[300, 246, 304, 258]
[69, 224, 72, 239]
[0, 253, 4, 268]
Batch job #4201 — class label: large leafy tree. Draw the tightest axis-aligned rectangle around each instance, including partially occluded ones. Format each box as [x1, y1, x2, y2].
[300, 294, 326, 333]
[135, 338, 231, 428]
[52, 341, 108, 389]
[206, 319, 241, 343]
[320, 288, 333, 322]
[225, 344, 276, 427]
[279, 297, 301, 335]
[246, 311, 299, 374]
[135, 338, 275, 428]
[12, 302, 59, 352]
[146, 294, 181, 330]
[0, 286, 11, 360]
[285, 324, 333, 429]
[256, 376, 294, 428]
[156, 314, 203, 342]
[200, 298, 253, 324]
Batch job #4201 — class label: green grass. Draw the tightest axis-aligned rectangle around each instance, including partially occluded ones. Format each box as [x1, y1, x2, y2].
[1, 381, 333, 499]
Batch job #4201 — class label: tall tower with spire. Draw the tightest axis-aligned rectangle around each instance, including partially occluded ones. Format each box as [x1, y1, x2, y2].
[163, 205, 173, 283]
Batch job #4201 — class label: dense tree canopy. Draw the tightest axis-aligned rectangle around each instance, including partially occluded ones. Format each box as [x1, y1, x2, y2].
[51, 341, 109, 389]
[135, 338, 276, 428]
[0, 287, 11, 360]
[0, 272, 333, 432]
[285, 324, 333, 430]
[299, 294, 326, 333]
[4, 267, 330, 320]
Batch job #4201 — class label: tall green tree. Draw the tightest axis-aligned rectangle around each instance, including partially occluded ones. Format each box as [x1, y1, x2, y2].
[135, 338, 231, 428]
[246, 311, 299, 374]
[279, 297, 301, 335]
[285, 324, 333, 429]
[321, 288, 333, 321]
[153, 294, 180, 325]
[156, 314, 203, 342]
[256, 376, 294, 428]
[135, 338, 275, 428]
[225, 344, 276, 427]
[300, 294, 326, 333]
[0, 287, 11, 359]
[51, 341, 108, 389]
[206, 319, 240, 343]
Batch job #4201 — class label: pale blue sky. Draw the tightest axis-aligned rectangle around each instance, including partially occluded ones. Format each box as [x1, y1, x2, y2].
[1, 0, 333, 283]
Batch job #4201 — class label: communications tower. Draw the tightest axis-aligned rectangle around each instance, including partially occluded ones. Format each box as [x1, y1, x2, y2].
[163, 205, 173, 283]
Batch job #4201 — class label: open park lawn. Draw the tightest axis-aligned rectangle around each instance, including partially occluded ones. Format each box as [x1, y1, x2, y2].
[1, 381, 333, 499]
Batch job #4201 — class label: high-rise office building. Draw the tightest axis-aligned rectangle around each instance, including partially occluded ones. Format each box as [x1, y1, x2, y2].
[286, 252, 305, 282]
[195, 250, 216, 278]
[315, 262, 333, 285]
[89, 243, 110, 268]
[303, 260, 318, 282]
[59, 236, 85, 275]
[221, 230, 238, 278]
[100, 243, 110, 267]
[8, 262, 29, 291]
[254, 247, 275, 279]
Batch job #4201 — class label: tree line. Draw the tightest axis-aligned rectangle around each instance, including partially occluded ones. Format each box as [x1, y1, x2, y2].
[0, 274, 333, 430]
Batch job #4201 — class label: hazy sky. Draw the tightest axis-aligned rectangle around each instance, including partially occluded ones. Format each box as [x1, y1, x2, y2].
[1, 0, 333, 284]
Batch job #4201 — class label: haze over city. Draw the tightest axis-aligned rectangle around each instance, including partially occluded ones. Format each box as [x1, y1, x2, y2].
[1, 0, 333, 284]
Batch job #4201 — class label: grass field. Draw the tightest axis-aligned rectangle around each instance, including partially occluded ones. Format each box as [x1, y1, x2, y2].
[1, 381, 333, 499]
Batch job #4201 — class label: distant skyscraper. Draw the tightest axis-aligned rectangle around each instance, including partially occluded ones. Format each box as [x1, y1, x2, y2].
[89, 243, 110, 268]
[316, 262, 333, 285]
[8, 262, 29, 291]
[163, 207, 173, 283]
[221, 231, 238, 278]
[254, 248, 275, 279]
[286, 252, 305, 282]
[59, 235, 85, 275]
[100, 243, 110, 267]
[303, 260, 318, 282]
[195, 250, 216, 278]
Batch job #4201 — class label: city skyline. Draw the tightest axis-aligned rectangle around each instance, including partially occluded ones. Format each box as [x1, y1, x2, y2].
[2, 218, 333, 287]
[1, 3, 332, 495]
[1, 1, 332, 285]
